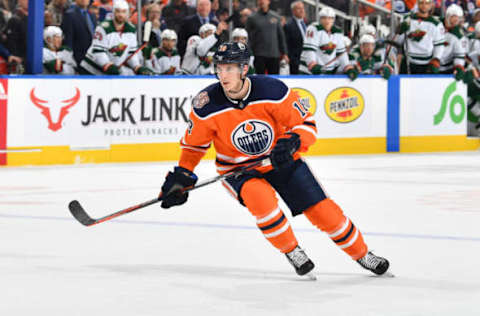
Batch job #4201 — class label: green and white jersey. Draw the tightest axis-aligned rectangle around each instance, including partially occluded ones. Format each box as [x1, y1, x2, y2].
[440, 25, 467, 72]
[181, 34, 218, 75]
[299, 22, 348, 74]
[348, 47, 384, 74]
[80, 20, 139, 75]
[146, 47, 181, 75]
[397, 13, 445, 65]
[43, 45, 77, 75]
[467, 38, 480, 89]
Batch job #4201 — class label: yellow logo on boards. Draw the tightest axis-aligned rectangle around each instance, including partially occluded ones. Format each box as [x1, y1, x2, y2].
[324, 87, 364, 123]
[292, 88, 317, 115]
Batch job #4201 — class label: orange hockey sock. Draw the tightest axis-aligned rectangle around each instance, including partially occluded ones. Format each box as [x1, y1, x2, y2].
[241, 178, 298, 253]
[304, 198, 368, 260]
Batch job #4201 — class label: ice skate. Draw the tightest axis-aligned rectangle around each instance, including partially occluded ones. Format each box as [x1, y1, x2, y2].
[357, 251, 393, 277]
[285, 246, 316, 280]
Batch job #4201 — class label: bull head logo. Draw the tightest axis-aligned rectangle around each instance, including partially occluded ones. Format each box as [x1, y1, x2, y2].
[30, 87, 80, 132]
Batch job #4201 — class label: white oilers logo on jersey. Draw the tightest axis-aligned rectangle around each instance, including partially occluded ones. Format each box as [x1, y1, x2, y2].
[231, 120, 274, 156]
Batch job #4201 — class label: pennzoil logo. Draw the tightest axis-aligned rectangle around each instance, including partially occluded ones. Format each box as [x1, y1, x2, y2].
[231, 120, 273, 156]
[324, 87, 364, 123]
[292, 88, 317, 115]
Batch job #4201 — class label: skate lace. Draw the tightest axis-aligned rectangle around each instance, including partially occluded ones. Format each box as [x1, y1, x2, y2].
[287, 248, 309, 267]
[359, 252, 382, 269]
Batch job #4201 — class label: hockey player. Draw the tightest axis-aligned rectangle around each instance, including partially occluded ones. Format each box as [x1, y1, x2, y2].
[395, 0, 445, 74]
[145, 29, 181, 75]
[43, 26, 77, 75]
[299, 7, 358, 80]
[159, 42, 391, 278]
[232, 28, 255, 74]
[464, 21, 480, 136]
[181, 22, 228, 75]
[439, 4, 467, 81]
[79, 0, 152, 76]
[349, 34, 393, 80]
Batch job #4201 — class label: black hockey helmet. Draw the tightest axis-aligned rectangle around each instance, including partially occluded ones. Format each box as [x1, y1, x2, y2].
[213, 42, 250, 66]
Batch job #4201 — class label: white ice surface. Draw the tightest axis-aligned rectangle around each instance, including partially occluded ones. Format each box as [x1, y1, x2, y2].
[1, 152, 480, 316]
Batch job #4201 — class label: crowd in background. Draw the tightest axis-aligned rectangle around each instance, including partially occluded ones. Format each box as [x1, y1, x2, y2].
[2, 0, 480, 77]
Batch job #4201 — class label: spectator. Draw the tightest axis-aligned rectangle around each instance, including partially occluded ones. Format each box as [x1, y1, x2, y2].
[130, 1, 148, 24]
[209, 0, 220, 23]
[396, 0, 445, 74]
[0, 41, 22, 66]
[88, 4, 100, 22]
[216, 8, 230, 43]
[61, 0, 97, 65]
[47, 0, 69, 26]
[284, 0, 306, 74]
[246, 0, 288, 74]
[5, 0, 28, 62]
[43, 26, 77, 74]
[178, 0, 218, 57]
[79, 0, 152, 75]
[162, 0, 195, 36]
[92, 0, 113, 22]
[45, 10, 54, 26]
[145, 29, 182, 75]
[237, 8, 252, 28]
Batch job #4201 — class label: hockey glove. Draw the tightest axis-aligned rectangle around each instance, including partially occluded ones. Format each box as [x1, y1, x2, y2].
[270, 132, 301, 170]
[160, 167, 198, 209]
[463, 69, 475, 85]
[310, 64, 322, 75]
[381, 64, 392, 80]
[453, 65, 465, 82]
[103, 63, 120, 75]
[345, 67, 359, 81]
[427, 58, 440, 74]
[136, 66, 154, 75]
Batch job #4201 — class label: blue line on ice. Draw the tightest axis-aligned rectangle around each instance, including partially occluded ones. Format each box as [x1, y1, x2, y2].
[2, 213, 480, 242]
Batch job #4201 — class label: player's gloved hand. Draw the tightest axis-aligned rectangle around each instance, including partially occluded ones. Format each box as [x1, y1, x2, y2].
[398, 21, 410, 34]
[427, 58, 440, 74]
[345, 67, 359, 81]
[310, 64, 322, 75]
[453, 65, 465, 82]
[160, 167, 198, 209]
[136, 66, 154, 75]
[381, 64, 392, 80]
[270, 132, 301, 170]
[463, 69, 475, 85]
[103, 63, 120, 75]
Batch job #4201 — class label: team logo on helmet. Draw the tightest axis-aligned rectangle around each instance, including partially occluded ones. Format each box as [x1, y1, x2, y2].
[231, 120, 274, 156]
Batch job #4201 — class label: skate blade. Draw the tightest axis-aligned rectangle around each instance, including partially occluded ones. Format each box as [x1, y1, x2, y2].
[305, 272, 317, 281]
[380, 271, 395, 278]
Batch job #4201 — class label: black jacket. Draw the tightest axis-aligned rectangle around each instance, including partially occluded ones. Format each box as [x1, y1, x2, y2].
[5, 10, 28, 59]
[284, 17, 305, 74]
[61, 5, 97, 65]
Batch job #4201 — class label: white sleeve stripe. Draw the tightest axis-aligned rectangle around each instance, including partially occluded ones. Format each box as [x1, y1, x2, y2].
[292, 125, 317, 136]
[180, 145, 207, 153]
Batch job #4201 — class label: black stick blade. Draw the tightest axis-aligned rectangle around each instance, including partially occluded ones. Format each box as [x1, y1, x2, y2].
[69, 200, 96, 226]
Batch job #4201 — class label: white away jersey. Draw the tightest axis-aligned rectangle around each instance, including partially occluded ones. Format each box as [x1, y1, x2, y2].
[42, 46, 77, 75]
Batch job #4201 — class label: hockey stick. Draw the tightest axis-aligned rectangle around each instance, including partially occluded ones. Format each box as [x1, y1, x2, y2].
[119, 21, 152, 68]
[68, 158, 270, 227]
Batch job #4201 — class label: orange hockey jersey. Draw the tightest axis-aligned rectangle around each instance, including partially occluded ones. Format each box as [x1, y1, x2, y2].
[179, 75, 318, 174]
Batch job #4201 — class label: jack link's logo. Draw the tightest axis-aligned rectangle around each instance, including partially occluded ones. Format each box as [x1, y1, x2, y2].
[30, 87, 81, 132]
[231, 120, 274, 156]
